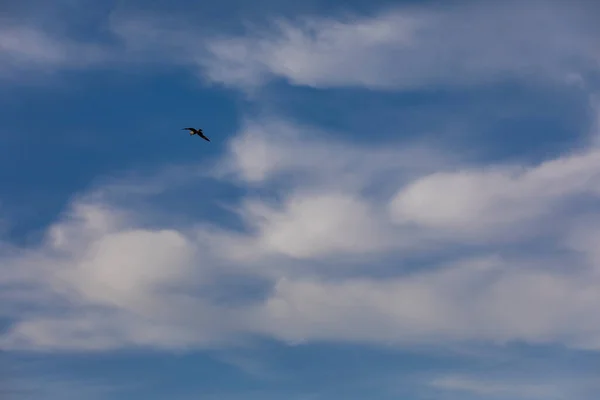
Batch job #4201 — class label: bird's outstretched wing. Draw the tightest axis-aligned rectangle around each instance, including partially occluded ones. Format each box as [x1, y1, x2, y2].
[181, 127, 209, 141]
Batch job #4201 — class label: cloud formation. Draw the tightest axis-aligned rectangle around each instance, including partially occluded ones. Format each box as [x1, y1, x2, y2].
[0, 24, 108, 77]
[198, 1, 600, 90]
[2, 115, 600, 352]
[2, 2, 599, 90]
[3, 3, 600, 400]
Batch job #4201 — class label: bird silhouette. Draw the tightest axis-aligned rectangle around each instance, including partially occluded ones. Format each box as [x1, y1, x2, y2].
[182, 127, 210, 142]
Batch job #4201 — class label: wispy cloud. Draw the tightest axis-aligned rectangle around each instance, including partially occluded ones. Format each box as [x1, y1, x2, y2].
[197, 1, 600, 90]
[2, 2, 599, 89]
[430, 375, 561, 399]
[0, 25, 109, 77]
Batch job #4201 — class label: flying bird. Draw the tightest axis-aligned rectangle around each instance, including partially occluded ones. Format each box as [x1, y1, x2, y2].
[182, 127, 210, 142]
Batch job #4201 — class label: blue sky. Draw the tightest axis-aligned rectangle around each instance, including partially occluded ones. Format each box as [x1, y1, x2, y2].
[1, 0, 600, 399]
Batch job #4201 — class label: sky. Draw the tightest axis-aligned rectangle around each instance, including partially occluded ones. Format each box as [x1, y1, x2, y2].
[1, 0, 600, 399]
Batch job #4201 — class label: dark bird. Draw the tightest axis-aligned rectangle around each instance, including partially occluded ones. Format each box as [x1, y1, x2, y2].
[182, 127, 210, 142]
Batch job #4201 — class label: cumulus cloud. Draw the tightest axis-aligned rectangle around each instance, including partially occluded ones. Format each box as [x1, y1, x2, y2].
[2, 116, 600, 352]
[0, 201, 249, 351]
[2, 0, 600, 357]
[389, 147, 600, 239]
[250, 256, 600, 347]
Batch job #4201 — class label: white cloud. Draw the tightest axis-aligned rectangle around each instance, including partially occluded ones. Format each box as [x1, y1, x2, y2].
[207, 118, 457, 262]
[224, 191, 394, 260]
[4, 2, 598, 90]
[0, 25, 109, 76]
[249, 258, 600, 347]
[198, 2, 600, 90]
[216, 118, 452, 187]
[2, 116, 600, 352]
[3, 7, 600, 400]
[1, 201, 221, 350]
[389, 148, 600, 239]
